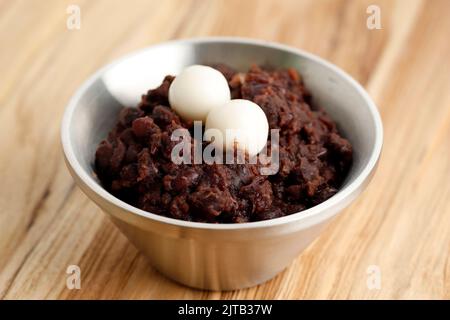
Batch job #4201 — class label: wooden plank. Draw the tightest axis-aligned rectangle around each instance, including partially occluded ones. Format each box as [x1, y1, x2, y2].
[0, 0, 449, 299]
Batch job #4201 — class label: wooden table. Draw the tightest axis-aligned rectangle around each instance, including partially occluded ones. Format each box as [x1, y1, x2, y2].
[1, 0, 449, 299]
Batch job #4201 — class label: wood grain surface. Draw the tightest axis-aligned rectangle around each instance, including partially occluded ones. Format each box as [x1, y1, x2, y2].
[0, 0, 449, 299]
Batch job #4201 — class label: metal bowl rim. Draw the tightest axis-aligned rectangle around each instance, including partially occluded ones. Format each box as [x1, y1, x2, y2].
[61, 36, 383, 230]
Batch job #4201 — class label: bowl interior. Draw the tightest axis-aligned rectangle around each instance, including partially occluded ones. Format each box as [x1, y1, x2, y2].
[66, 39, 380, 219]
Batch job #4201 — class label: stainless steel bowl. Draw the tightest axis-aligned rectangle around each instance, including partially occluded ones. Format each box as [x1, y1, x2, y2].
[61, 37, 383, 290]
